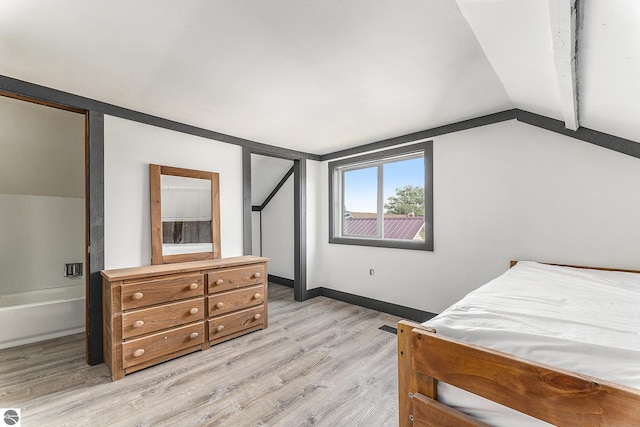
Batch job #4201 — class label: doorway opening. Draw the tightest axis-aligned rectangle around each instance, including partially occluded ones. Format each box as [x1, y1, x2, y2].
[244, 149, 308, 301]
[0, 93, 88, 356]
[250, 154, 295, 285]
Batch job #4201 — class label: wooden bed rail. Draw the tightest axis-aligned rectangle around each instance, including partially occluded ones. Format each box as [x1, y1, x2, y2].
[397, 320, 436, 427]
[399, 322, 640, 427]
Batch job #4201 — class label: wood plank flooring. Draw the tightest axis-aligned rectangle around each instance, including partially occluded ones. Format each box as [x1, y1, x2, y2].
[0, 284, 402, 426]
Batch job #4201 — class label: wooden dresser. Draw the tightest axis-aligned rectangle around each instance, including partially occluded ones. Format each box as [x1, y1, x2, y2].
[102, 256, 268, 381]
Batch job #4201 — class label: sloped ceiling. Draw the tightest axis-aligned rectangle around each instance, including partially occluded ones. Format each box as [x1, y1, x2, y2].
[1, 0, 639, 155]
[578, 0, 640, 143]
[251, 154, 293, 206]
[457, 0, 564, 121]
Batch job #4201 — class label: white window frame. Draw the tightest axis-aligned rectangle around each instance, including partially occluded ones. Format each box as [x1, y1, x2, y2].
[328, 141, 433, 251]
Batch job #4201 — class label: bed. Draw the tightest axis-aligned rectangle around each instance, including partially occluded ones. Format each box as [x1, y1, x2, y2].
[398, 261, 640, 427]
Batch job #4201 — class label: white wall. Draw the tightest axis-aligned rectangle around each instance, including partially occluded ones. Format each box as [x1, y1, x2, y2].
[313, 120, 640, 314]
[0, 96, 85, 296]
[104, 116, 244, 269]
[261, 175, 294, 279]
[0, 194, 84, 294]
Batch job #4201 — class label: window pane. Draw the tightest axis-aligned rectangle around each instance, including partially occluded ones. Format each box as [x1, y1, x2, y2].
[383, 157, 425, 241]
[342, 166, 378, 237]
[328, 140, 433, 251]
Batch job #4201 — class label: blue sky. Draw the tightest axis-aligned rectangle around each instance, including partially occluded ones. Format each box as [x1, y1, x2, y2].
[343, 157, 424, 213]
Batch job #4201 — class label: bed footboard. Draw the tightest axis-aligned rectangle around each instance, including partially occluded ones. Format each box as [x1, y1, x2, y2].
[397, 320, 437, 427]
[398, 320, 640, 427]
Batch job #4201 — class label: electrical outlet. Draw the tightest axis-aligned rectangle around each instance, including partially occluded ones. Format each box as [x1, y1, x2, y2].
[65, 262, 83, 278]
[369, 269, 375, 276]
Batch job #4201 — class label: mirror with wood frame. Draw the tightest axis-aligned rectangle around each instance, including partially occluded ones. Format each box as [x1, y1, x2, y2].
[150, 164, 221, 264]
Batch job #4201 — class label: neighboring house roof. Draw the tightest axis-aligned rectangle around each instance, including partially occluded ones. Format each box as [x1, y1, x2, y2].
[348, 211, 406, 219]
[343, 216, 425, 240]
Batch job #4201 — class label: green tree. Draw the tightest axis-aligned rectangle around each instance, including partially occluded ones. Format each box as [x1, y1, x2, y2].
[384, 185, 424, 216]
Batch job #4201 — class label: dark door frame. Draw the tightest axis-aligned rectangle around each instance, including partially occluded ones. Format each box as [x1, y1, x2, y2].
[243, 147, 309, 302]
[0, 92, 103, 365]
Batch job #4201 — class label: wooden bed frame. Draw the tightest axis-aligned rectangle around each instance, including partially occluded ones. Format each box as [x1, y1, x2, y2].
[398, 262, 640, 427]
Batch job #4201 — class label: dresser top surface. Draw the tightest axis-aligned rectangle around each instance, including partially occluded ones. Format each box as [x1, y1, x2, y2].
[101, 256, 269, 281]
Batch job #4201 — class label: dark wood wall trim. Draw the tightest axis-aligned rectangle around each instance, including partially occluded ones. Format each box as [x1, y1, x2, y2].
[0, 89, 85, 114]
[268, 274, 295, 288]
[4, 74, 639, 164]
[320, 109, 517, 161]
[305, 288, 322, 299]
[4, 74, 639, 165]
[515, 109, 640, 159]
[242, 147, 253, 256]
[317, 287, 436, 323]
[268, 280, 434, 322]
[0, 75, 320, 161]
[252, 166, 295, 212]
[293, 158, 308, 301]
[320, 109, 640, 163]
[86, 111, 105, 365]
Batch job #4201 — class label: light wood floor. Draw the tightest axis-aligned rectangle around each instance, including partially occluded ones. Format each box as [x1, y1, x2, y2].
[0, 284, 402, 426]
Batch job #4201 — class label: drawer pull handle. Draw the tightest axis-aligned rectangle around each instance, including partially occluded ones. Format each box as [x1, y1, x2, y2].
[253, 313, 261, 320]
[189, 332, 199, 340]
[189, 307, 199, 315]
[215, 302, 224, 309]
[254, 293, 261, 300]
[253, 272, 261, 278]
[216, 325, 225, 332]
[132, 292, 144, 301]
[189, 283, 199, 290]
[215, 279, 224, 286]
[133, 349, 145, 358]
[132, 320, 145, 328]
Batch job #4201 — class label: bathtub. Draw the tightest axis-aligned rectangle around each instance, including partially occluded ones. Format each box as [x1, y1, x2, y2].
[0, 285, 85, 349]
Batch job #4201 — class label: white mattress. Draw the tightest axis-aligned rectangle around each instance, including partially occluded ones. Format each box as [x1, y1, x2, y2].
[423, 261, 640, 426]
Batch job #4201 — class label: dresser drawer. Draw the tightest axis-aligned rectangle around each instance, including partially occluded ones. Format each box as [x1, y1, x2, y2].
[207, 264, 265, 293]
[122, 298, 205, 339]
[208, 285, 264, 317]
[122, 273, 204, 310]
[208, 305, 264, 341]
[122, 322, 204, 368]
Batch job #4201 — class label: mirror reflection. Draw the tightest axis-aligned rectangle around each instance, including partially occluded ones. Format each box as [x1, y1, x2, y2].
[161, 174, 212, 255]
[150, 164, 221, 264]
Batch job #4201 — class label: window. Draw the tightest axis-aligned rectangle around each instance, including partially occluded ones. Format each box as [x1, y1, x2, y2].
[329, 141, 433, 251]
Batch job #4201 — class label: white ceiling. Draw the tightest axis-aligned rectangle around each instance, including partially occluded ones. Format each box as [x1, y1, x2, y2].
[1, 0, 639, 155]
[457, 0, 563, 121]
[578, 0, 640, 143]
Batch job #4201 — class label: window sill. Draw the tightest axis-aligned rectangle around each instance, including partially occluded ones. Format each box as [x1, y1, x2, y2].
[329, 236, 433, 251]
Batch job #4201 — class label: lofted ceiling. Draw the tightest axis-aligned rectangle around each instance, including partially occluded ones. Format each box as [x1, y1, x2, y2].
[1, 0, 639, 155]
[251, 154, 293, 206]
